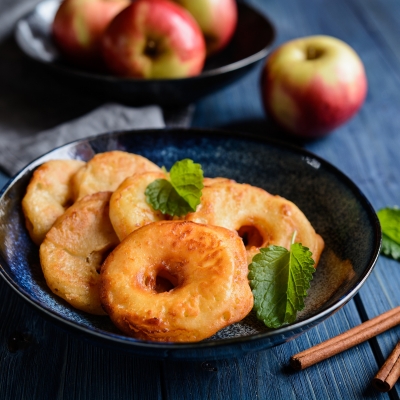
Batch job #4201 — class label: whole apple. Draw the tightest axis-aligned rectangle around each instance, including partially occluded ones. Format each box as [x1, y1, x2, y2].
[261, 35, 368, 138]
[52, 0, 130, 67]
[171, 0, 237, 56]
[101, 0, 206, 79]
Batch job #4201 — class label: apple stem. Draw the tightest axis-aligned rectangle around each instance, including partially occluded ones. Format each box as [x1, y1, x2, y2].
[145, 39, 158, 58]
[306, 46, 323, 60]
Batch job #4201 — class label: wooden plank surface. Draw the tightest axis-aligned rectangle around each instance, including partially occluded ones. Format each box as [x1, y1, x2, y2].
[342, 5, 400, 372]
[0, 275, 386, 399]
[161, 300, 386, 399]
[191, 0, 400, 398]
[0, 279, 164, 400]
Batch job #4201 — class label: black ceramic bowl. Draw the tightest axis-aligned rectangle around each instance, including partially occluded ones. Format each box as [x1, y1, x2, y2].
[0, 129, 381, 360]
[14, 0, 275, 106]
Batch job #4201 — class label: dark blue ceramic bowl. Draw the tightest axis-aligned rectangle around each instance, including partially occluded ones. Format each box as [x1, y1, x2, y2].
[0, 129, 381, 360]
[14, 0, 275, 106]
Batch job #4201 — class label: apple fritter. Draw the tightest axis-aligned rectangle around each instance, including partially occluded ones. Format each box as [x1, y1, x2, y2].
[100, 220, 253, 342]
[109, 171, 168, 241]
[22, 159, 85, 245]
[109, 174, 231, 241]
[184, 179, 325, 265]
[39, 192, 119, 315]
[72, 150, 161, 200]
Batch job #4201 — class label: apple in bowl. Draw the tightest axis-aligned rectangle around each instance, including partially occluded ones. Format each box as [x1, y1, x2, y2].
[171, 0, 238, 56]
[261, 35, 368, 139]
[101, 0, 207, 79]
[52, 0, 130, 67]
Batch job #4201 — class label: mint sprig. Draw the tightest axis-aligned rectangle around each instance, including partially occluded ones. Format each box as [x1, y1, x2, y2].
[145, 159, 203, 217]
[377, 207, 400, 260]
[248, 238, 315, 329]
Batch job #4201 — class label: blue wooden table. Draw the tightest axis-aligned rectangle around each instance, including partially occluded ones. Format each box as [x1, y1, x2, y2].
[1, 0, 400, 399]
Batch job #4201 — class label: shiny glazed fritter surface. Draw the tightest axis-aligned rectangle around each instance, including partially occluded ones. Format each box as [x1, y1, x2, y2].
[109, 171, 167, 241]
[39, 192, 120, 315]
[100, 220, 253, 342]
[22, 159, 85, 245]
[184, 179, 325, 265]
[72, 150, 161, 200]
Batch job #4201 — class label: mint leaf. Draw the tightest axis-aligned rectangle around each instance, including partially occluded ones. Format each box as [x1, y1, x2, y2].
[248, 243, 315, 329]
[381, 233, 400, 260]
[145, 159, 203, 217]
[145, 179, 194, 216]
[377, 207, 400, 260]
[169, 159, 204, 211]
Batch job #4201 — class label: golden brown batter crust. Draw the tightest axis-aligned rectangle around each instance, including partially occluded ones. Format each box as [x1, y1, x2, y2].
[184, 179, 324, 265]
[22, 159, 85, 245]
[100, 220, 253, 342]
[109, 171, 167, 240]
[40, 192, 119, 315]
[72, 150, 161, 200]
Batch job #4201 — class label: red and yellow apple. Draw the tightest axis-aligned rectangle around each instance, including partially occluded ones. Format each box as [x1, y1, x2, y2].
[261, 35, 368, 138]
[52, 0, 130, 66]
[101, 0, 206, 79]
[171, 0, 237, 56]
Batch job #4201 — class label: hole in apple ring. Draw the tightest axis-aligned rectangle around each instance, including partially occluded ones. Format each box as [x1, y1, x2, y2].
[145, 267, 179, 293]
[237, 225, 264, 249]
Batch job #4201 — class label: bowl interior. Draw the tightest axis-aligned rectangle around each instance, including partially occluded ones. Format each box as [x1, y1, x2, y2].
[0, 129, 380, 358]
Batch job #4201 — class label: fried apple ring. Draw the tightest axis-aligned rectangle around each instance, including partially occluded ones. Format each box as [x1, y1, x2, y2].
[109, 171, 168, 241]
[72, 150, 161, 200]
[100, 220, 253, 342]
[39, 191, 119, 315]
[184, 179, 325, 265]
[22, 159, 85, 245]
[109, 175, 232, 241]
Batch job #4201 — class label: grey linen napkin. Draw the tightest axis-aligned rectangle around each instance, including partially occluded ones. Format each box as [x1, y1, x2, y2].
[0, 103, 166, 176]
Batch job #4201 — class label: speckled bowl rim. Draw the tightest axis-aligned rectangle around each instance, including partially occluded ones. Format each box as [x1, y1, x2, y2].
[0, 128, 382, 354]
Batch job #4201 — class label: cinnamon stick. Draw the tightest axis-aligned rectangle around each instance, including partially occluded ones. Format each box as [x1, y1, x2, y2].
[290, 306, 400, 370]
[372, 341, 400, 392]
